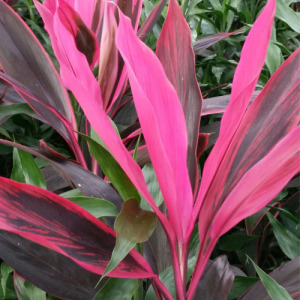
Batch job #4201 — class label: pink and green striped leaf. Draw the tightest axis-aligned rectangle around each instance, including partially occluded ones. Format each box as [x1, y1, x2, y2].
[156, 0, 202, 192]
[0, 177, 155, 298]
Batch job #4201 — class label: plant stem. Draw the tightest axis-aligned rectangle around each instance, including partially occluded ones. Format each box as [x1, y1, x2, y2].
[151, 277, 173, 300]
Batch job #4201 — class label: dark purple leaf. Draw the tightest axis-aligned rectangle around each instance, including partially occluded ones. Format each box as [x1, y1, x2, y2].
[0, 139, 123, 214]
[200, 121, 221, 149]
[202, 91, 260, 116]
[192, 255, 235, 300]
[0, 2, 85, 166]
[0, 2, 73, 123]
[193, 32, 241, 55]
[0, 80, 23, 104]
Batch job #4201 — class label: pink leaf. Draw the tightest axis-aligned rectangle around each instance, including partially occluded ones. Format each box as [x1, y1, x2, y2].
[116, 11, 193, 242]
[156, 0, 202, 192]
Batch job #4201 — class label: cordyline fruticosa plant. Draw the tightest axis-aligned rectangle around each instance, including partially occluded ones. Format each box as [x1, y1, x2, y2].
[0, 0, 299, 299]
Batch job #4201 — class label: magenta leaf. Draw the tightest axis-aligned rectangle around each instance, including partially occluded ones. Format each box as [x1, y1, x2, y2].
[197, 48, 300, 238]
[0, 177, 155, 297]
[57, 0, 99, 67]
[156, 0, 202, 192]
[117, 0, 143, 32]
[116, 10, 193, 241]
[188, 1, 300, 297]
[195, 0, 277, 214]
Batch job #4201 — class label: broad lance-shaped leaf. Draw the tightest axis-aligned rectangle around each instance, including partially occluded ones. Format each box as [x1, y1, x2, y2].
[45, 0, 173, 241]
[116, 9, 193, 242]
[190, 46, 300, 296]
[0, 177, 155, 298]
[0, 1, 86, 166]
[0, 139, 124, 215]
[201, 91, 260, 116]
[196, 47, 300, 238]
[156, 0, 202, 192]
[194, 0, 277, 220]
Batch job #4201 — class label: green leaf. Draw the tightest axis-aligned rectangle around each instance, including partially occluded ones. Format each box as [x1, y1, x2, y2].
[11, 148, 46, 188]
[218, 233, 256, 251]
[102, 198, 157, 278]
[0, 103, 35, 116]
[14, 273, 46, 300]
[66, 196, 118, 218]
[209, 0, 222, 11]
[0, 263, 13, 298]
[80, 133, 140, 201]
[228, 276, 259, 300]
[93, 278, 138, 300]
[266, 211, 300, 259]
[60, 188, 83, 198]
[248, 257, 293, 300]
[266, 26, 283, 74]
[140, 163, 164, 211]
[276, 0, 300, 33]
